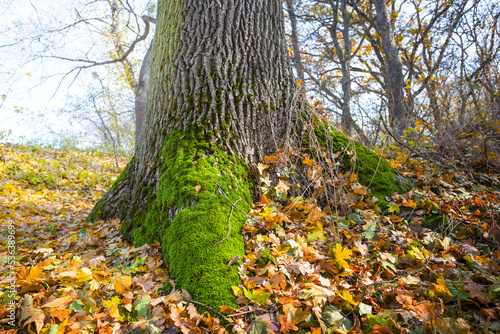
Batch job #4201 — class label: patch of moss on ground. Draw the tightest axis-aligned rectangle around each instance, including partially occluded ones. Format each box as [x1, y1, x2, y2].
[311, 121, 409, 207]
[423, 214, 449, 230]
[126, 131, 251, 308]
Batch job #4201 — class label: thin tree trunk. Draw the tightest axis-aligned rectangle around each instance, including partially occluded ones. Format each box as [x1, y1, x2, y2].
[373, 0, 408, 136]
[134, 39, 153, 144]
[285, 0, 305, 82]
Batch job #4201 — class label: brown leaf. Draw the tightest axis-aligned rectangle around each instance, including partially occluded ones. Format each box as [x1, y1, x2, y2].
[87, 255, 106, 267]
[408, 301, 435, 323]
[465, 281, 491, 303]
[227, 255, 241, 267]
[435, 317, 470, 334]
[278, 314, 298, 333]
[133, 274, 155, 293]
[20, 296, 45, 333]
[480, 308, 499, 320]
[268, 273, 286, 290]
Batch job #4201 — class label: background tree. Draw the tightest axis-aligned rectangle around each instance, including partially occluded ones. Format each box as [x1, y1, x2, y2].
[0, 0, 155, 150]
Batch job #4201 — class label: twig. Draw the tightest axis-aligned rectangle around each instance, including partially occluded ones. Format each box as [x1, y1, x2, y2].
[226, 309, 258, 317]
[214, 198, 240, 247]
[184, 299, 229, 320]
[216, 182, 271, 233]
[285, 174, 320, 214]
[367, 154, 382, 189]
[216, 182, 249, 218]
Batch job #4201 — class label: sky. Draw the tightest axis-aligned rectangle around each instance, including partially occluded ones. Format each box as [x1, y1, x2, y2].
[0, 0, 153, 146]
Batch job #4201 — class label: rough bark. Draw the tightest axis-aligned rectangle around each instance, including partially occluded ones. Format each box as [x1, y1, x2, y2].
[373, 0, 408, 136]
[89, 0, 297, 308]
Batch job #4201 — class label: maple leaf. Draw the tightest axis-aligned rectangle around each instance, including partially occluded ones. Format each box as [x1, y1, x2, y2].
[300, 283, 334, 306]
[432, 279, 452, 300]
[20, 295, 45, 333]
[387, 202, 400, 214]
[114, 275, 133, 295]
[408, 301, 435, 323]
[18, 265, 43, 282]
[257, 163, 271, 175]
[331, 243, 351, 270]
[278, 314, 298, 332]
[268, 273, 287, 290]
[287, 261, 315, 275]
[307, 221, 327, 242]
[133, 274, 155, 293]
[276, 180, 290, 193]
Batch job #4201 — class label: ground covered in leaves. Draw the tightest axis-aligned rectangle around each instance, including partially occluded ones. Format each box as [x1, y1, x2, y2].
[1, 141, 500, 334]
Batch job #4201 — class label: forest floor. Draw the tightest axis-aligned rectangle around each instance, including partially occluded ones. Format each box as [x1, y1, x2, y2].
[1, 140, 500, 334]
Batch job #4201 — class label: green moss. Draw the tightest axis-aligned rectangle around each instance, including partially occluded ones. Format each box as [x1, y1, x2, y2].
[310, 121, 409, 208]
[423, 214, 448, 230]
[126, 131, 251, 308]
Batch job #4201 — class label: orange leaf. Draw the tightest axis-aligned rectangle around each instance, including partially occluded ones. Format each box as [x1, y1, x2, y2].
[408, 301, 435, 323]
[114, 275, 133, 295]
[307, 206, 323, 222]
[303, 157, 314, 166]
[278, 314, 298, 333]
[18, 265, 43, 282]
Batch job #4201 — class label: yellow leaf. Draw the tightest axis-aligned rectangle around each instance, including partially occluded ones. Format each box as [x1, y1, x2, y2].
[231, 286, 243, 297]
[340, 290, 359, 307]
[389, 158, 401, 168]
[307, 222, 327, 242]
[432, 279, 452, 299]
[464, 255, 474, 263]
[18, 265, 43, 282]
[332, 244, 351, 270]
[302, 157, 314, 166]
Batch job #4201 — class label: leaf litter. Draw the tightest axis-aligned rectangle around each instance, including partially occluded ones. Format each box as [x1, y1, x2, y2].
[1, 140, 500, 333]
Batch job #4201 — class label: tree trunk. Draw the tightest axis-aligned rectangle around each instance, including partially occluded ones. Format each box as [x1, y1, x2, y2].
[134, 39, 153, 143]
[373, 0, 408, 136]
[285, 0, 305, 82]
[328, 0, 354, 135]
[89, 0, 297, 308]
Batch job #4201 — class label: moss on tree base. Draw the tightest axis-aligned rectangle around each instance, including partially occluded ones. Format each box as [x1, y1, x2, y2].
[120, 131, 251, 308]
